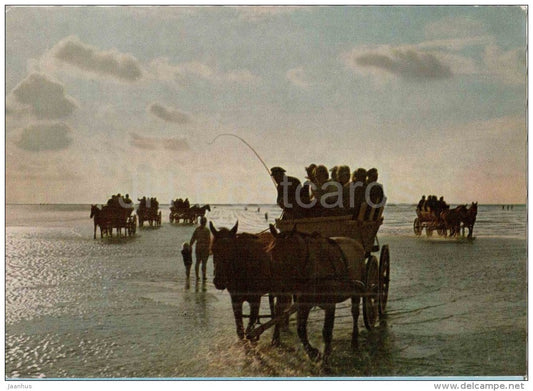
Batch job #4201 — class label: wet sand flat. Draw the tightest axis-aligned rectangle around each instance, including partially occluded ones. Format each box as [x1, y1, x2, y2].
[5, 205, 527, 378]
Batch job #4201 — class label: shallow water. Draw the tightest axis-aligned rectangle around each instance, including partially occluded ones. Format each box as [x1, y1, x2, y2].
[5, 204, 527, 378]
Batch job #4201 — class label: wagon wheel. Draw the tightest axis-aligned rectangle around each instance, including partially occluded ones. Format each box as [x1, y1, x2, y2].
[378, 245, 390, 315]
[413, 218, 422, 236]
[363, 255, 379, 330]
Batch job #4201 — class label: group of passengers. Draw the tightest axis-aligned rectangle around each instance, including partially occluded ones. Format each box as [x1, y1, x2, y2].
[270, 164, 385, 219]
[137, 196, 159, 212]
[105, 193, 134, 211]
[171, 198, 191, 211]
[417, 195, 449, 219]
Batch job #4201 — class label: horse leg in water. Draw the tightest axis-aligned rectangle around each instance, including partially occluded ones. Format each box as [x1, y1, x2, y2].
[351, 295, 360, 350]
[245, 296, 261, 340]
[297, 301, 320, 361]
[322, 304, 336, 366]
[271, 294, 291, 346]
[231, 296, 245, 339]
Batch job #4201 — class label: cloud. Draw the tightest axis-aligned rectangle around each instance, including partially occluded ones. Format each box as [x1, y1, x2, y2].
[236, 6, 307, 21]
[148, 57, 260, 85]
[483, 44, 525, 85]
[148, 103, 191, 124]
[424, 17, 488, 40]
[50, 36, 142, 82]
[130, 133, 191, 152]
[286, 67, 311, 88]
[353, 48, 453, 81]
[9, 73, 78, 119]
[15, 122, 73, 151]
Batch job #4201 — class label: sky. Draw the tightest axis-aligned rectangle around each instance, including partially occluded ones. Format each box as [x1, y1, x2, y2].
[5, 5, 527, 205]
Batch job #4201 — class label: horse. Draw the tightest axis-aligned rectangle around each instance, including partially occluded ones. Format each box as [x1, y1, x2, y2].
[190, 204, 211, 222]
[440, 205, 468, 237]
[90, 205, 109, 239]
[267, 224, 366, 365]
[462, 202, 478, 238]
[209, 221, 279, 340]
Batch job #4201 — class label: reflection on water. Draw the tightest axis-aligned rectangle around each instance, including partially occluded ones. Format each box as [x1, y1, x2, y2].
[5, 204, 527, 378]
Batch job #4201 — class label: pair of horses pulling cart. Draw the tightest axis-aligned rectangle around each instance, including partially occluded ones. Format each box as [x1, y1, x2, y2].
[90, 205, 137, 239]
[210, 204, 390, 365]
[413, 202, 478, 238]
[169, 204, 211, 224]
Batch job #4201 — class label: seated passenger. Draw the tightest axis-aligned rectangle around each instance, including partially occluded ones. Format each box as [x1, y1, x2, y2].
[271, 166, 309, 218]
[417, 195, 426, 211]
[330, 166, 340, 183]
[346, 168, 367, 216]
[364, 168, 385, 220]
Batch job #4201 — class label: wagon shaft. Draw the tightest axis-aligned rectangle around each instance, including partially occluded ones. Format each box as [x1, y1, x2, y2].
[247, 304, 298, 339]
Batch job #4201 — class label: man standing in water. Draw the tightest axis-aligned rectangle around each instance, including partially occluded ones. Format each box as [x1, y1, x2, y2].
[190, 216, 211, 281]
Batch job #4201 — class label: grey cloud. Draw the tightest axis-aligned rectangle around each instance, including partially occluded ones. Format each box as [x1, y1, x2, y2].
[356, 49, 452, 80]
[16, 122, 73, 151]
[11, 73, 77, 119]
[130, 133, 191, 152]
[148, 103, 191, 124]
[164, 138, 190, 152]
[53, 36, 142, 82]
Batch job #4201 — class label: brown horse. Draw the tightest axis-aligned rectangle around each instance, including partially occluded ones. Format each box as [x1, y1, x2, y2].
[90, 205, 109, 239]
[209, 221, 278, 340]
[440, 205, 468, 237]
[190, 204, 211, 222]
[462, 202, 478, 238]
[268, 225, 366, 364]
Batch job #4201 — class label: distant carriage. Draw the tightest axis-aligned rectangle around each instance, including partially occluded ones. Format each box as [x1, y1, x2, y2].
[90, 205, 137, 239]
[169, 204, 210, 224]
[137, 202, 161, 227]
[414, 202, 478, 238]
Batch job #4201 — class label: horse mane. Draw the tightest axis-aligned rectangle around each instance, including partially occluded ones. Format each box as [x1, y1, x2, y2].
[236, 232, 259, 240]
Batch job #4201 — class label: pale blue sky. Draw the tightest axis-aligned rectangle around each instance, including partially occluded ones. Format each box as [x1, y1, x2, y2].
[5, 6, 527, 204]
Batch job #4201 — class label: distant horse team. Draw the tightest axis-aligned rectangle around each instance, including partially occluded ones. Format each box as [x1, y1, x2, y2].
[90, 202, 136, 239]
[440, 202, 478, 238]
[170, 198, 211, 224]
[416, 195, 478, 238]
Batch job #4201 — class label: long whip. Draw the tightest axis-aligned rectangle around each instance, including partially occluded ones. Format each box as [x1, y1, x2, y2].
[207, 133, 277, 188]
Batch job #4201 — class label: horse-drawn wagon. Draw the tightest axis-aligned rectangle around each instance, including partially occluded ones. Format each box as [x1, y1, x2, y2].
[209, 201, 390, 364]
[137, 203, 161, 227]
[274, 204, 390, 329]
[169, 204, 210, 224]
[90, 205, 137, 239]
[414, 202, 478, 238]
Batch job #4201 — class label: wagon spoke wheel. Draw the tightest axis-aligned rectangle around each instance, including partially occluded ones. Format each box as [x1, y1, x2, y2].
[378, 245, 390, 315]
[413, 218, 422, 236]
[363, 255, 379, 330]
